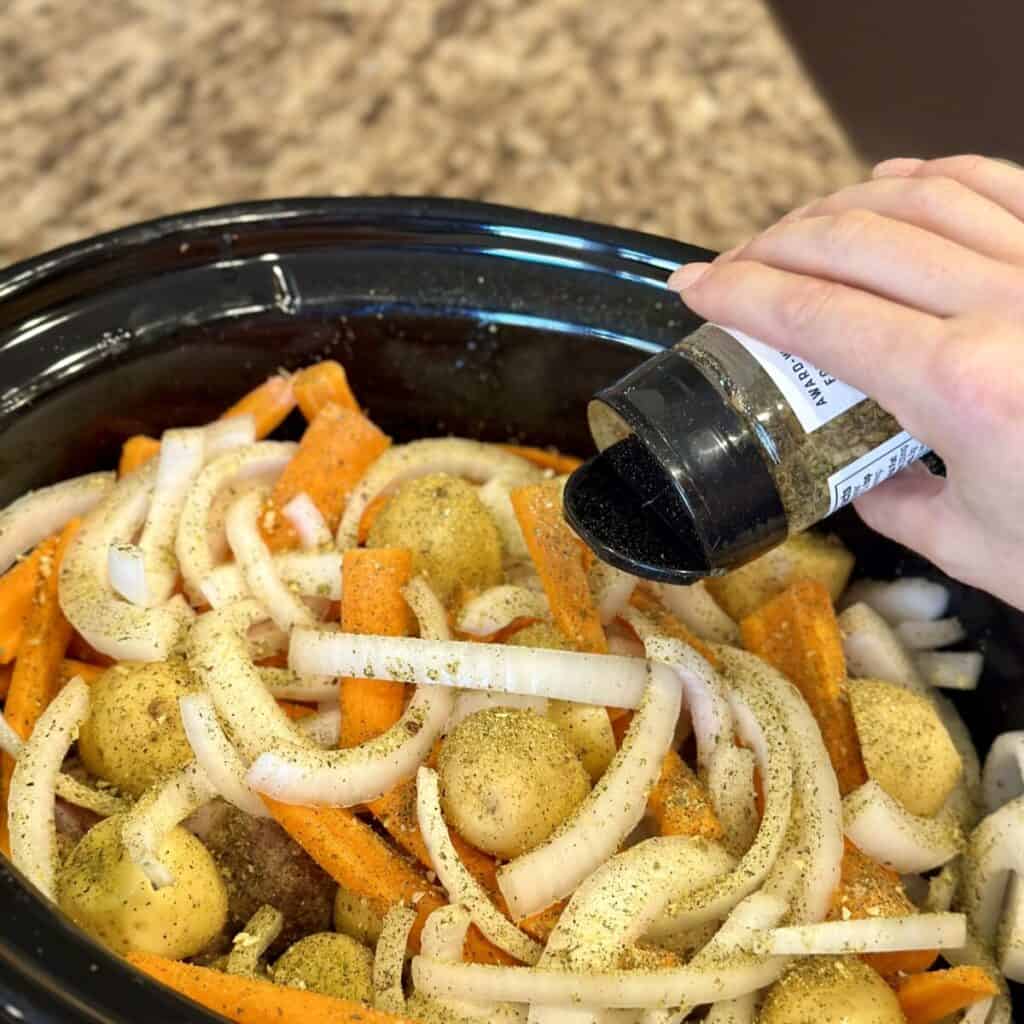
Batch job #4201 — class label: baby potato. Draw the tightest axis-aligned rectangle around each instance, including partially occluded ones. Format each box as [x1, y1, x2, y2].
[367, 473, 502, 604]
[849, 678, 962, 816]
[57, 814, 227, 959]
[77, 660, 199, 796]
[334, 884, 386, 946]
[506, 622, 572, 650]
[272, 932, 374, 1003]
[438, 708, 591, 859]
[760, 956, 904, 1024]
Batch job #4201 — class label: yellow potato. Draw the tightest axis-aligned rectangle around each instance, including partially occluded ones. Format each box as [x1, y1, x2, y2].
[333, 884, 385, 946]
[439, 708, 591, 859]
[77, 660, 199, 796]
[760, 956, 904, 1024]
[546, 700, 616, 782]
[367, 473, 503, 605]
[272, 932, 373, 1003]
[705, 532, 854, 621]
[57, 814, 227, 959]
[506, 621, 572, 650]
[849, 678, 962, 816]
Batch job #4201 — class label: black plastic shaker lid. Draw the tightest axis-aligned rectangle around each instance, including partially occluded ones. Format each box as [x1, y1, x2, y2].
[563, 344, 787, 584]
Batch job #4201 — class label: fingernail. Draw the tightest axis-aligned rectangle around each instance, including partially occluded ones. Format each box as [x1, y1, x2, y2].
[872, 157, 924, 178]
[668, 262, 711, 291]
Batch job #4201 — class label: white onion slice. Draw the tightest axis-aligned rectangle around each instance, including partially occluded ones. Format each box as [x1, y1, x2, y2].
[0, 712, 24, 756]
[418, 767, 541, 964]
[337, 438, 541, 548]
[137, 427, 206, 605]
[8, 677, 90, 900]
[606, 622, 646, 659]
[590, 562, 638, 625]
[916, 650, 983, 691]
[746, 913, 966, 955]
[203, 414, 256, 459]
[456, 586, 549, 637]
[983, 731, 1024, 813]
[997, 873, 1024, 983]
[656, 581, 739, 645]
[282, 492, 331, 550]
[53, 774, 127, 817]
[896, 616, 967, 651]
[402, 576, 451, 644]
[176, 441, 297, 598]
[420, 905, 503, 1020]
[225, 904, 283, 977]
[477, 478, 530, 563]
[299, 707, 342, 747]
[0, 471, 113, 575]
[226, 488, 316, 633]
[704, 996, 756, 1024]
[962, 795, 1024, 944]
[838, 602, 928, 693]
[842, 577, 949, 623]
[179, 693, 269, 819]
[259, 667, 339, 702]
[497, 662, 682, 919]
[289, 630, 648, 709]
[375, 905, 417, 1014]
[844, 780, 963, 873]
[59, 463, 193, 661]
[199, 550, 343, 608]
[447, 691, 549, 732]
[107, 542, 148, 606]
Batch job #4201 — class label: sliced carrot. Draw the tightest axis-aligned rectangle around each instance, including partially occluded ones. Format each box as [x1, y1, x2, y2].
[740, 579, 868, 796]
[511, 481, 606, 653]
[221, 373, 296, 439]
[358, 492, 391, 546]
[647, 750, 723, 841]
[500, 444, 583, 474]
[518, 901, 566, 943]
[627, 588, 719, 666]
[262, 403, 391, 551]
[611, 710, 634, 748]
[127, 953, 415, 1024]
[0, 547, 49, 665]
[896, 966, 999, 1024]
[293, 360, 361, 420]
[58, 659, 107, 686]
[66, 632, 116, 668]
[0, 664, 10, 699]
[118, 434, 161, 476]
[277, 700, 316, 720]
[338, 548, 412, 748]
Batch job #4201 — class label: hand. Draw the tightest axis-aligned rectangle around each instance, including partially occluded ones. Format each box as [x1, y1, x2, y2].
[667, 155, 1024, 611]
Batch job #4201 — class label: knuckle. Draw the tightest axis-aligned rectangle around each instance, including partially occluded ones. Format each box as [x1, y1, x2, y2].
[932, 315, 1024, 420]
[824, 208, 879, 249]
[775, 277, 838, 336]
[930, 153, 990, 180]
[905, 175, 962, 216]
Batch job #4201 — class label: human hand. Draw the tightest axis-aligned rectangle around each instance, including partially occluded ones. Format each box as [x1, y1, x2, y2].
[667, 155, 1024, 611]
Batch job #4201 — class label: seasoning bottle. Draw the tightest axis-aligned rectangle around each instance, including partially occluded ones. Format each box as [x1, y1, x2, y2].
[562, 323, 929, 584]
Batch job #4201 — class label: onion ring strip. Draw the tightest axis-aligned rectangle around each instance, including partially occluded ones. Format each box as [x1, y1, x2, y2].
[374, 905, 417, 1014]
[456, 586, 549, 637]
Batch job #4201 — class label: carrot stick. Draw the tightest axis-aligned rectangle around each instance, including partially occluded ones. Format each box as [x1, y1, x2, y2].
[500, 444, 583, 474]
[277, 700, 316, 720]
[221, 374, 296, 439]
[358, 493, 391, 546]
[293, 360, 361, 420]
[118, 434, 161, 476]
[511, 481, 607, 653]
[0, 664, 10, 700]
[740, 579, 868, 796]
[896, 966, 999, 1024]
[58, 659, 106, 686]
[0, 546, 49, 665]
[127, 953, 415, 1024]
[627, 588, 719, 666]
[262, 403, 391, 551]
[338, 548, 412, 747]
[647, 750, 724, 841]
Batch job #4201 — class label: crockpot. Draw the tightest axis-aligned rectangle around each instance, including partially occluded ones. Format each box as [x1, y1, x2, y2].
[0, 198, 1019, 1021]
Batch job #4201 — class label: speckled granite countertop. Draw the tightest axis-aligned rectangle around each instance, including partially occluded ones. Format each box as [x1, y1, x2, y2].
[2, 0, 864, 268]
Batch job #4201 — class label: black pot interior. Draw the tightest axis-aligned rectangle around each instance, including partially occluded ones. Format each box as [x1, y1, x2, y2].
[0, 198, 1019, 1020]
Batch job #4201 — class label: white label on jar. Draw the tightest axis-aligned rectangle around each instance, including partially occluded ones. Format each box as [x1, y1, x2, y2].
[827, 431, 931, 515]
[719, 326, 867, 433]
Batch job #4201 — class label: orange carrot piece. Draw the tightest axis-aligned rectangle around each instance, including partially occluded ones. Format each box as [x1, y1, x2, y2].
[0, 547, 48, 665]
[611, 710, 634, 747]
[277, 700, 316, 720]
[358, 492, 391, 545]
[896, 966, 999, 1024]
[0, 664, 10, 699]
[627, 588, 719, 666]
[338, 548, 412, 747]
[59, 659, 106, 686]
[221, 374, 296, 439]
[740, 579, 868, 796]
[127, 953, 415, 1024]
[518, 902, 567, 943]
[263, 403, 391, 551]
[66, 632, 116, 668]
[647, 750, 724, 841]
[118, 434, 161, 476]
[500, 444, 583, 474]
[511, 481, 607, 653]
[293, 360, 360, 420]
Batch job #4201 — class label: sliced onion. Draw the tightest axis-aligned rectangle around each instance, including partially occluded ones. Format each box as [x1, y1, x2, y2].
[53, 774, 127, 817]
[0, 713, 24, 756]
[590, 562, 638, 625]
[963, 998, 996, 1024]
[0, 471, 113, 575]
[299, 706, 342, 747]
[477, 478, 530, 563]
[656, 581, 739, 645]
[199, 550, 343, 608]
[420, 905, 503, 1020]
[708, 745, 759, 859]
[375, 905, 417, 1014]
[337, 438, 541, 548]
[226, 488, 316, 633]
[606, 622, 646, 659]
[179, 692, 269, 819]
[225, 904, 284, 977]
[8, 678, 90, 900]
[137, 427, 207, 605]
[895, 616, 967, 651]
[915, 650, 983, 691]
[247, 619, 290, 660]
[837, 602, 928, 693]
[703, 996, 756, 1024]
[108, 539, 151, 608]
[933, 693, 983, 829]
[282, 492, 331, 550]
[418, 766, 541, 964]
[58, 463, 193, 661]
[203, 414, 256, 459]
[259, 666, 339, 702]
[924, 859, 961, 913]
[983, 731, 1024, 813]
[289, 630, 648, 709]
[456, 585, 549, 637]
[447, 691, 549, 732]
[998, 873, 1024, 982]
[497, 662, 683, 919]
[746, 913, 966, 955]
[842, 577, 949, 623]
[176, 441, 297, 597]
[843, 780, 963, 873]
[961, 795, 1024, 944]
[403, 576, 451, 643]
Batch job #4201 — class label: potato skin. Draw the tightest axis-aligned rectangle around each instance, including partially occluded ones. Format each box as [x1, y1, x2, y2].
[57, 814, 227, 959]
[367, 473, 503, 604]
[78, 660, 199, 796]
[273, 932, 374, 1002]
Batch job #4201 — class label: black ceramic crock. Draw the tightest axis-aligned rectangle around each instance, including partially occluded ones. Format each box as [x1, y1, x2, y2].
[0, 198, 1020, 1021]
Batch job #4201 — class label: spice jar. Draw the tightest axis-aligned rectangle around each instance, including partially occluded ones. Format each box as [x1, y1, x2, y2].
[563, 323, 929, 583]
